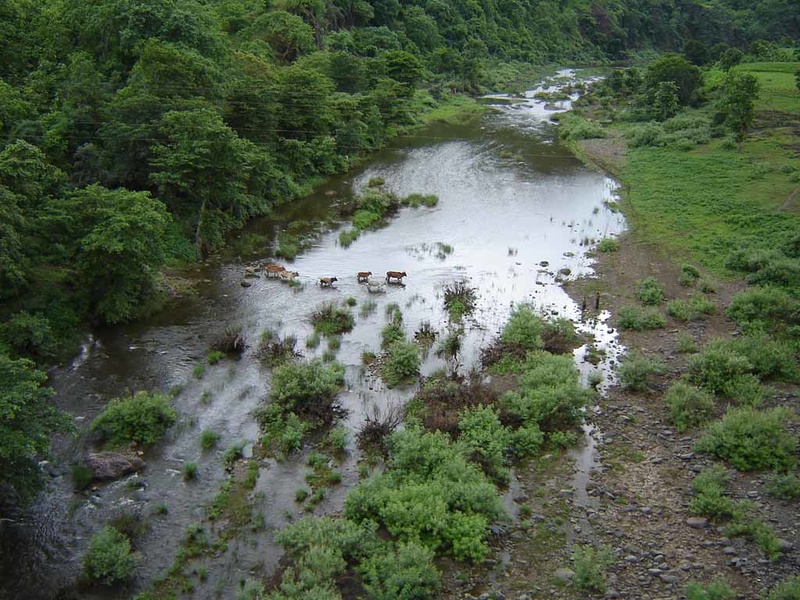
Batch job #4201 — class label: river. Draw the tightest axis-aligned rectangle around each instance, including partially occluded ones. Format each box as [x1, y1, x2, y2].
[0, 70, 625, 600]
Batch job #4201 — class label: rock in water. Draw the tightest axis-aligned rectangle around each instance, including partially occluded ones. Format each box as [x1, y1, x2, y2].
[86, 452, 145, 480]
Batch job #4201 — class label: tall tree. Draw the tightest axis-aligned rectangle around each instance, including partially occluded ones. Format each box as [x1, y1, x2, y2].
[0, 354, 72, 503]
[717, 71, 760, 151]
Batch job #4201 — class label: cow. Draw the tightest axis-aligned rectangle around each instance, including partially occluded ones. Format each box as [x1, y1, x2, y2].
[319, 277, 338, 287]
[264, 263, 286, 278]
[356, 271, 372, 282]
[279, 270, 299, 281]
[386, 270, 407, 283]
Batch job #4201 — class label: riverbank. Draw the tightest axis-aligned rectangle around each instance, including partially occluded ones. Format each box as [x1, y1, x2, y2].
[483, 61, 800, 599]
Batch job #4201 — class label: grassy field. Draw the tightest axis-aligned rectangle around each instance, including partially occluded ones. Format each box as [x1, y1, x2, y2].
[620, 62, 800, 274]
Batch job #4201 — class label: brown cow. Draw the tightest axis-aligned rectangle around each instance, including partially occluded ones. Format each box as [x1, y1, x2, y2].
[279, 270, 299, 281]
[385, 271, 407, 283]
[319, 277, 338, 287]
[356, 271, 372, 282]
[264, 263, 286, 278]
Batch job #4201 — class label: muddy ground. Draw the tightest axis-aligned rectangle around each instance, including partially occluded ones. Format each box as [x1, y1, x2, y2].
[445, 155, 799, 599]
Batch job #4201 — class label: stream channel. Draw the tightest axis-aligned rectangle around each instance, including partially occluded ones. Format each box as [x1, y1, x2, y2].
[1, 70, 626, 600]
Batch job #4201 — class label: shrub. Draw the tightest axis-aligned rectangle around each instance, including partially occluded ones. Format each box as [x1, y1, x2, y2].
[689, 466, 736, 519]
[311, 303, 354, 336]
[766, 472, 800, 499]
[626, 122, 664, 147]
[193, 363, 205, 379]
[206, 350, 225, 365]
[688, 341, 753, 395]
[269, 360, 345, 423]
[90, 391, 176, 447]
[72, 464, 94, 491]
[617, 306, 666, 330]
[200, 429, 220, 450]
[443, 281, 477, 321]
[306, 333, 321, 349]
[664, 381, 715, 432]
[696, 408, 797, 471]
[381, 322, 406, 349]
[571, 545, 610, 592]
[597, 238, 619, 253]
[747, 257, 800, 289]
[768, 576, 800, 600]
[501, 351, 589, 431]
[339, 229, 359, 247]
[500, 304, 546, 352]
[617, 351, 664, 392]
[360, 542, 441, 600]
[686, 579, 736, 600]
[558, 114, 606, 140]
[84, 526, 137, 585]
[367, 176, 385, 187]
[359, 300, 378, 318]
[635, 277, 664, 305]
[182, 462, 198, 480]
[353, 209, 381, 230]
[666, 294, 715, 321]
[344, 296, 357, 307]
[679, 264, 701, 286]
[2, 312, 57, 360]
[210, 325, 246, 355]
[726, 287, 799, 335]
[223, 440, 246, 466]
[258, 333, 300, 366]
[458, 405, 511, 484]
[726, 335, 798, 382]
[381, 342, 421, 387]
[677, 332, 697, 353]
[326, 425, 349, 453]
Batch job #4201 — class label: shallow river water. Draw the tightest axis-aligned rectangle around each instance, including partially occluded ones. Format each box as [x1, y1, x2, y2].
[0, 71, 626, 600]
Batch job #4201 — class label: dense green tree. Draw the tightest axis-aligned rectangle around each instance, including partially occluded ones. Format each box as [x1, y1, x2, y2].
[718, 47, 744, 71]
[0, 354, 71, 502]
[654, 81, 680, 121]
[60, 185, 171, 323]
[0, 187, 27, 298]
[242, 11, 316, 62]
[645, 54, 703, 106]
[717, 71, 760, 150]
[683, 39, 708, 65]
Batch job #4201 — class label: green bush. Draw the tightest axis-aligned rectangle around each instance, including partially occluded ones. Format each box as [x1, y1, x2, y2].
[626, 122, 664, 147]
[339, 229, 359, 247]
[381, 322, 405, 349]
[679, 264, 701, 286]
[381, 342, 421, 387]
[597, 237, 619, 253]
[696, 407, 797, 471]
[687, 341, 753, 395]
[443, 281, 477, 321]
[571, 545, 610, 592]
[269, 360, 345, 423]
[666, 293, 715, 321]
[2, 312, 57, 360]
[72, 464, 94, 491]
[726, 286, 798, 335]
[458, 405, 511, 484]
[206, 350, 225, 365]
[635, 277, 664, 305]
[360, 542, 441, 600]
[90, 391, 176, 447]
[686, 579, 736, 600]
[367, 176, 385, 188]
[182, 461, 198, 480]
[223, 440, 246, 466]
[200, 429, 220, 450]
[617, 306, 666, 330]
[500, 305, 546, 352]
[677, 332, 697, 353]
[353, 209, 381, 230]
[345, 427, 505, 562]
[311, 303, 354, 336]
[689, 466, 736, 519]
[725, 335, 798, 382]
[768, 576, 800, 600]
[766, 472, 800, 499]
[501, 351, 589, 431]
[617, 351, 664, 392]
[84, 526, 138, 585]
[558, 114, 606, 140]
[664, 381, 715, 432]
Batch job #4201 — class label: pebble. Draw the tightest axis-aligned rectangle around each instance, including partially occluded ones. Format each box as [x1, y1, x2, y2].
[777, 539, 794, 552]
[553, 568, 575, 582]
[624, 555, 638, 563]
[686, 517, 707, 528]
[660, 574, 680, 584]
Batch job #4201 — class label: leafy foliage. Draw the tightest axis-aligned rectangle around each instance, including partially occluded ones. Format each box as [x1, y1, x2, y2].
[664, 381, 715, 432]
[381, 341, 421, 387]
[0, 355, 71, 501]
[696, 407, 797, 471]
[90, 391, 177, 447]
[84, 526, 138, 585]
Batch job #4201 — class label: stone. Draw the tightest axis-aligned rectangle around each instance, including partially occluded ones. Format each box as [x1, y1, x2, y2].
[777, 539, 794, 553]
[686, 517, 707, 529]
[240, 280, 252, 287]
[660, 574, 680, 584]
[85, 451, 145, 480]
[553, 569, 575, 582]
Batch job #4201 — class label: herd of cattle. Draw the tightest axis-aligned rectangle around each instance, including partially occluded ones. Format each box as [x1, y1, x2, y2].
[243, 263, 407, 291]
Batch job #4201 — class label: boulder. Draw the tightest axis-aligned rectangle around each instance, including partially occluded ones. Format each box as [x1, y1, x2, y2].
[85, 452, 145, 480]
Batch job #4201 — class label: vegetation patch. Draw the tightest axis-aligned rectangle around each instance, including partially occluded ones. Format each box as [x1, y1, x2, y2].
[635, 276, 664, 305]
[617, 306, 666, 330]
[90, 391, 177, 447]
[311, 303, 355, 336]
[664, 381, 715, 432]
[84, 526, 138, 585]
[443, 280, 478, 321]
[695, 407, 797, 471]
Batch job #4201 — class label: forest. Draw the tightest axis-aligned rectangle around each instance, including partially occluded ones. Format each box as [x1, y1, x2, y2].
[1, 0, 799, 576]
